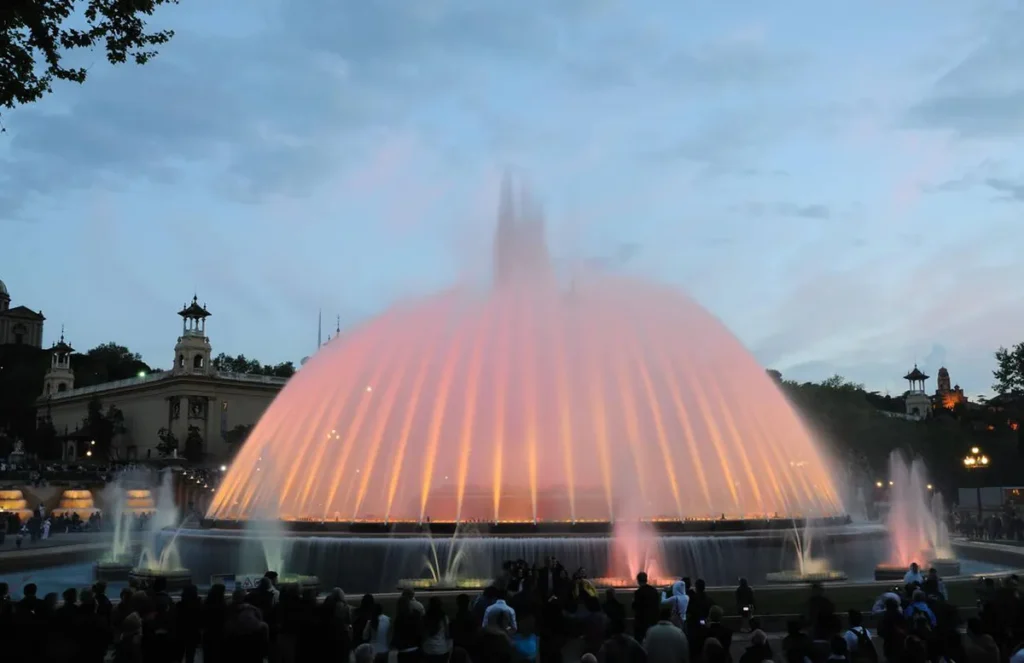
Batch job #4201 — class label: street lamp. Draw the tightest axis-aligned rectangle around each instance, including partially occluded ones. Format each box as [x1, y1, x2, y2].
[963, 446, 990, 518]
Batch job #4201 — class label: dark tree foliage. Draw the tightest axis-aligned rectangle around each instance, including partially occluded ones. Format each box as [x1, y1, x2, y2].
[183, 424, 203, 462]
[991, 344, 1024, 456]
[156, 426, 178, 458]
[80, 396, 125, 459]
[1, 0, 178, 123]
[212, 353, 295, 378]
[994, 343, 1024, 395]
[0, 344, 48, 440]
[72, 342, 154, 388]
[773, 371, 1021, 493]
[31, 418, 59, 459]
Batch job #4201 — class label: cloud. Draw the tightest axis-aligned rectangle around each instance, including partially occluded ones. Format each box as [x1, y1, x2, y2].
[733, 202, 832, 220]
[985, 177, 1024, 201]
[907, 6, 1024, 138]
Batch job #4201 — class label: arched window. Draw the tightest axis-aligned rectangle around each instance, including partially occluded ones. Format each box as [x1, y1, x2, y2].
[57, 383, 67, 392]
[12, 323, 26, 344]
[193, 354, 205, 369]
[178, 354, 185, 368]
[45, 383, 51, 394]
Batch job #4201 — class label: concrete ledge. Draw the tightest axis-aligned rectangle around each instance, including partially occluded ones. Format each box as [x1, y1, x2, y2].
[952, 540, 1024, 569]
[0, 542, 108, 573]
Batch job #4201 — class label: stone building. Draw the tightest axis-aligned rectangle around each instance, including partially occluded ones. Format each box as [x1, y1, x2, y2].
[35, 296, 288, 461]
[0, 279, 45, 347]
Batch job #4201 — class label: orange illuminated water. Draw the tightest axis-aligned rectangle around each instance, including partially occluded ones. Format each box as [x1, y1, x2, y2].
[208, 179, 843, 524]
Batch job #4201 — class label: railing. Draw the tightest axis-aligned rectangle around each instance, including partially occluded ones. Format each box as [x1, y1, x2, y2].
[214, 371, 289, 385]
[42, 369, 288, 401]
[46, 372, 172, 400]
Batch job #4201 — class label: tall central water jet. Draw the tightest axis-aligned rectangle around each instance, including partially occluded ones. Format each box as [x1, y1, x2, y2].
[207, 174, 843, 532]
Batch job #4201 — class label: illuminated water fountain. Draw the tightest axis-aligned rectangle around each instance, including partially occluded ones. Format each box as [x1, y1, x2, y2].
[399, 524, 485, 590]
[95, 472, 162, 581]
[0, 489, 33, 520]
[52, 489, 101, 519]
[240, 518, 319, 592]
[127, 472, 192, 589]
[174, 176, 852, 590]
[875, 452, 960, 580]
[766, 521, 847, 583]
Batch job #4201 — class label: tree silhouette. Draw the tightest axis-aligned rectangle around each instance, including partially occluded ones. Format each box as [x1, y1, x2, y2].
[156, 427, 178, 458]
[2, 0, 178, 125]
[184, 425, 204, 462]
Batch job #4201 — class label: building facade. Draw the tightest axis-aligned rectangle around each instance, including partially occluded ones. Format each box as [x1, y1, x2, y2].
[35, 296, 287, 461]
[0, 279, 45, 347]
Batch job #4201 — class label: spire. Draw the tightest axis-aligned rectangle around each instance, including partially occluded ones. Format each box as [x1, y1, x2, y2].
[336, 314, 341, 335]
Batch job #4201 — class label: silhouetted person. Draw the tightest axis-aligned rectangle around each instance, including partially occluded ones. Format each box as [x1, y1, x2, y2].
[739, 630, 773, 663]
[632, 572, 661, 642]
[604, 588, 627, 635]
[877, 598, 907, 663]
[177, 584, 202, 663]
[782, 620, 814, 663]
[807, 582, 836, 640]
[202, 583, 228, 663]
[735, 578, 755, 616]
[450, 593, 479, 659]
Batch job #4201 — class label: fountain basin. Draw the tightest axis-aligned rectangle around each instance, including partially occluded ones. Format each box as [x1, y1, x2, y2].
[129, 568, 193, 591]
[874, 564, 908, 582]
[928, 558, 961, 577]
[398, 576, 681, 592]
[94, 560, 134, 582]
[765, 570, 848, 584]
[277, 575, 321, 593]
[398, 578, 491, 591]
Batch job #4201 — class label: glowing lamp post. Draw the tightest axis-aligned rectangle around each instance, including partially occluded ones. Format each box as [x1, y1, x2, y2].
[963, 446, 990, 518]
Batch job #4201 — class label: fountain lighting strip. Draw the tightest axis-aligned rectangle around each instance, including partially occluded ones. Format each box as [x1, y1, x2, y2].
[249, 514, 846, 524]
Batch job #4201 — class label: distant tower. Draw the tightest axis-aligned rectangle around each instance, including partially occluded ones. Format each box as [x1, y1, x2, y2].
[903, 365, 931, 419]
[42, 327, 75, 396]
[936, 367, 951, 392]
[173, 295, 212, 376]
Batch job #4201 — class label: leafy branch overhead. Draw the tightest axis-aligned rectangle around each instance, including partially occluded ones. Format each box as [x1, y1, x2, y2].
[1, 0, 178, 119]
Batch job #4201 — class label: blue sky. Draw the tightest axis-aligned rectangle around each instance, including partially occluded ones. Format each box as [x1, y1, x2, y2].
[2, 0, 1022, 397]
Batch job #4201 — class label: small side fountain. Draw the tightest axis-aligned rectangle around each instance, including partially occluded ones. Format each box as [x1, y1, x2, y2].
[876, 452, 960, 581]
[243, 518, 319, 593]
[95, 474, 157, 580]
[592, 518, 673, 587]
[766, 521, 847, 583]
[398, 524, 486, 590]
[125, 471, 193, 589]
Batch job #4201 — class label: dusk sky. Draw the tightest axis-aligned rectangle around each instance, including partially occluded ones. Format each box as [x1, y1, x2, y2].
[2, 0, 1022, 397]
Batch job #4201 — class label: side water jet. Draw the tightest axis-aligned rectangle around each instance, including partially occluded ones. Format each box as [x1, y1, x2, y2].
[129, 471, 193, 589]
[766, 521, 847, 583]
[95, 469, 159, 581]
[875, 451, 960, 580]
[240, 516, 320, 591]
[596, 519, 670, 586]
